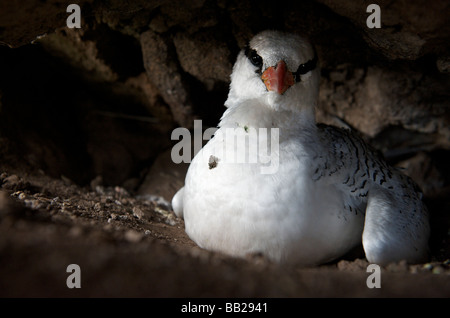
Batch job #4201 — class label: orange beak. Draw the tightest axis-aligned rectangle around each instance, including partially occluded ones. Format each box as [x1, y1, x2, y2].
[261, 60, 295, 95]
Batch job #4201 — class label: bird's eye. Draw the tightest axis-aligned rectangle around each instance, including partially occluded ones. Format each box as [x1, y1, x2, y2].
[249, 50, 263, 67]
[293, 51, 318, 82]
[244, 46, 263, 70]
[296, 63, 309, 75]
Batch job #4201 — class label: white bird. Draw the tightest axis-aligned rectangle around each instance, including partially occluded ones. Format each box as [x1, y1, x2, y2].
[172, 30, 430, 266]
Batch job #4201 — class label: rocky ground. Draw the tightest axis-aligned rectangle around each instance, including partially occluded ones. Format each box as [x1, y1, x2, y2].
[0, 154, 449, 298]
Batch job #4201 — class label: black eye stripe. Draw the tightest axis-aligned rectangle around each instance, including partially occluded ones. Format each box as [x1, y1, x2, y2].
[294, 49, 318, 82]
[244, 45, 263, 71]
[244, 44, 318, 80]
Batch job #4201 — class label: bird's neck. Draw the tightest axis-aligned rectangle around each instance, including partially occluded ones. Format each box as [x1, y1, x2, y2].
[219, 99, 317, 136]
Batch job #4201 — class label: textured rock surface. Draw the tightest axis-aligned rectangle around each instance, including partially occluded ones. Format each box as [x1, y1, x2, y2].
[316, 0, 450, 60]
[0, 0, 449, 298]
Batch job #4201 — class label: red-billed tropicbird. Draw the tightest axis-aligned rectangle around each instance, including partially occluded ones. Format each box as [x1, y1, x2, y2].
[172, 30, 430, 266]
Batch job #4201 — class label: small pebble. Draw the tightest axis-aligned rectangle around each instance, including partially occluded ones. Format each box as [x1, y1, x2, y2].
[132, 207, 144, 219]
[94, 202, 102, 212]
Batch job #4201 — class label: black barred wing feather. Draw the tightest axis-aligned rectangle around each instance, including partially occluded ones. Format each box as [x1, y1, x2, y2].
[313, 124, 427, 212]
[313, 124, 430, 264]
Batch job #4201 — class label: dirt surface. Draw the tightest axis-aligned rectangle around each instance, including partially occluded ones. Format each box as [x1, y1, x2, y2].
[0, 157, 449, 298]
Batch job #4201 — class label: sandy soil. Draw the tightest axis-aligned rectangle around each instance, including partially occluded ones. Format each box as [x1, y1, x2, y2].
[0, 158, 449, 299]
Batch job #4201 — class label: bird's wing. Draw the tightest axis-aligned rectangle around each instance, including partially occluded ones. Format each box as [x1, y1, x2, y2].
[313, 124, 423, 201]
[313, 124, 430, 264]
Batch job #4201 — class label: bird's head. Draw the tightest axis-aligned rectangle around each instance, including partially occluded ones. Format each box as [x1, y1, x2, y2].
[225, 30, 320, 114]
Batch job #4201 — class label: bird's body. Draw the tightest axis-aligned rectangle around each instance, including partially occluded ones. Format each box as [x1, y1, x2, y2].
[172, 30, 430, 266]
